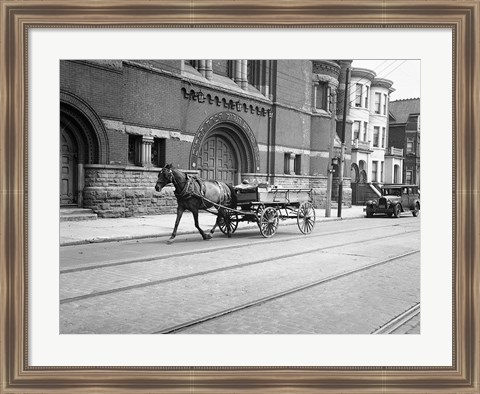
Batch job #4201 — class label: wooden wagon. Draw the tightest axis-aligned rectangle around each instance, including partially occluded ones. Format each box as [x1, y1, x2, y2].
[217, 183, 316, 238]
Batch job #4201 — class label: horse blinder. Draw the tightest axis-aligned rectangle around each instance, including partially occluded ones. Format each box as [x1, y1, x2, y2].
[155, 168, 173, 192]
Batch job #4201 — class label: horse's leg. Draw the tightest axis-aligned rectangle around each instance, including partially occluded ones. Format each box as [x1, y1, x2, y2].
[226, 211, 232, 238]
[210, 208, 223, 235]
[210, 216, 219, 235]
[167, 205, 185, 244]
[192, 209, 211, 240]
[210, 221, 218, 235]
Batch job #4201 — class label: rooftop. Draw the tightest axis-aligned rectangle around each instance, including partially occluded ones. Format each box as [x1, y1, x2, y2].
[389, 98, 420, 124]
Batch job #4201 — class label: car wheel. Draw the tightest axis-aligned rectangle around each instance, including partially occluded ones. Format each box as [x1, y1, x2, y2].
[412, 202, 420, 217]
[393, 204, 401, 218]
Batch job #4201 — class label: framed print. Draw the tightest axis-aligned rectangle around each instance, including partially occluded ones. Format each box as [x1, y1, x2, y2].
[1, 0, 479, 392]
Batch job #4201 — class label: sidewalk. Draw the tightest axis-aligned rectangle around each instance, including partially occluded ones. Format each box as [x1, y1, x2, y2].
[60, 206, 366, 246]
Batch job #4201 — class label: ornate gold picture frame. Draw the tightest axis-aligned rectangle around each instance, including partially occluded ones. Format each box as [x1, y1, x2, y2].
[1, 0, 478, 392]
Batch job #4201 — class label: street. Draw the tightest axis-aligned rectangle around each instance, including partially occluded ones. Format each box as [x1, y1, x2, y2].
[60, 215, 420, 335]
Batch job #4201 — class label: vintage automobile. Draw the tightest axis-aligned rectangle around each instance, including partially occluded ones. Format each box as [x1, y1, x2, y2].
[365, 184, 420, 218]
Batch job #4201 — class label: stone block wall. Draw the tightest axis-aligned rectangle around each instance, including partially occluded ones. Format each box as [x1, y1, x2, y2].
[239, 173, 340, 209]
[82, 165, 350, 217]
[82, 165, 184, 218]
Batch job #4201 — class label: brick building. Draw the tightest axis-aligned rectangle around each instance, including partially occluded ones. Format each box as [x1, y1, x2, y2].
[60, 60, 359, 217]
[388, 98, 421, 186]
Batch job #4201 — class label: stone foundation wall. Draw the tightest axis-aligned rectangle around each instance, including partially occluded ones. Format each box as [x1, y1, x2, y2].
[238, 173, 352, 209]
[82, 165, 186, 218]
[82, 165, 351, 217]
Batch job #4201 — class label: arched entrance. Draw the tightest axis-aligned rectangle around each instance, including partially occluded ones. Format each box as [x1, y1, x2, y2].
[190, 112, 260, 184]
[60, 98, 105, 206]
[197, 134, 238, 184]
[351, 163, 370, 205]
[60, 129, 78, 204]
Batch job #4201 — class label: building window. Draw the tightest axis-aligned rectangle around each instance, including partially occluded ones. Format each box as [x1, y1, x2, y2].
[365, 86, 369, 109]
[363, 122, 368, 141]
[355, 83, 363, 107]
[372, 161, 378, 182]
[383, 94, 388, 115]
[247, 60, 263, 92]
[374, 92, 381, 114]
[406, 170, 413, 184]
[284, 153, 290, 174]
[381, 127, 386, 147]
[380, 161, 384, 182]
[294, 155, 302, 175]
[128, 135, 140, 165]
[315, 83, 330, 111]
[353, 121, 361, 140]
[151, 138, 166, 167]
[406, 137, 415, 154]
[373, 126, 380, 147]
[247, 60, 256, 86]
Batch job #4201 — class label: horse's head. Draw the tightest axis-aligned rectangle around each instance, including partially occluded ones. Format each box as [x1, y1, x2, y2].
[155, 164, 174, 192]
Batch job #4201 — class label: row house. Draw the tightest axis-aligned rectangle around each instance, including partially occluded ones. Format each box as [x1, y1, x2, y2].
[348, 68, 398, 205]
[388, 98, 421, 187]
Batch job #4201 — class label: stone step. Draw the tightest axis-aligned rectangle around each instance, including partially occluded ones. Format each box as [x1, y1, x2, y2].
[60, 208, 98, 222]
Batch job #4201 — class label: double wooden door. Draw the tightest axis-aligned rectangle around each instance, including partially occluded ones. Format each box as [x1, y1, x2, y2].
[60, 130, 77, 205]
[197, 136, 238, 184]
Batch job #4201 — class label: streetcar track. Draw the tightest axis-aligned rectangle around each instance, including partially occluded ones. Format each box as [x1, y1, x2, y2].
[152, 250, 420, 334]
[60, 229, 420, 304]
[61, 221, 420, 274]
[371, 303, 420, 334]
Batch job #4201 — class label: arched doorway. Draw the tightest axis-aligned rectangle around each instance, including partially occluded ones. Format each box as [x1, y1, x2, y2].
[60, 101, 103, 206]
[197, 134, 238, 184]
[190, 112, 260, 184]
[351, 163, 370, 205]
[359, 169, 367, 183]
[60, 129, 78, 204]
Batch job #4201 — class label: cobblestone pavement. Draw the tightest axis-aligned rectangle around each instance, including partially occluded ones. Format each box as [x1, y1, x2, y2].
[60, 217, 420, 334]
[177, 254, 419, 334]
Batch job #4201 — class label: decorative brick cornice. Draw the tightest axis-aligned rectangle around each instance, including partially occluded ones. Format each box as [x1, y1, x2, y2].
[312, 60, 341, 79]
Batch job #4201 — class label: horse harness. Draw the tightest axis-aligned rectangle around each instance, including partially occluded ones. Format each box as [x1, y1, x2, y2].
[161, 168, 231, 209]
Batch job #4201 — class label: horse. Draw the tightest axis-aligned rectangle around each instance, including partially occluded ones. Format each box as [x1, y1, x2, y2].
[155, 164, 237, 244]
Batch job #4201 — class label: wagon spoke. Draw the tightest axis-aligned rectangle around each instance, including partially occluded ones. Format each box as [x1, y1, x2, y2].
[297, 202, 316, 234]
[259, 207, 279, 238]
[218, 211, 238, 236]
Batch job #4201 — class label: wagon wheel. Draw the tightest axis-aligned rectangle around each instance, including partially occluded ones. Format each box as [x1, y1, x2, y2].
[255, 204, 265, 229]
[297, 202, 316, 234]
[218, 210, 238, 236]
[259, 207, 279, 238]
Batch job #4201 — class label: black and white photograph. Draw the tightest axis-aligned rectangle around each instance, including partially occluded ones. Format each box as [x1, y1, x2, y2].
[59, 59, 421, 335]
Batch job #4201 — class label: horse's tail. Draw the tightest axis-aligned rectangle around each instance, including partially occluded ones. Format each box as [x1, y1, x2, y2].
[227, 184, 237, 209]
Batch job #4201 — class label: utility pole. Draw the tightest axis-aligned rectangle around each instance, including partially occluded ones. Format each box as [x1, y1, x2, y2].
[338, 68, 350, 218]
[325, 91, 336, 218]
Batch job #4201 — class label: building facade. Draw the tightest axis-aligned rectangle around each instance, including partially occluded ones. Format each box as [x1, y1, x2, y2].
[60, 60, 364, 217]
[348, 68, 397, 205]
[388, 98, 421, 186]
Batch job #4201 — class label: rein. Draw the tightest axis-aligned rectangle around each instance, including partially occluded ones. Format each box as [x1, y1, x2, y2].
[162, 168, 190, 198]
[160, 167, 237, 212]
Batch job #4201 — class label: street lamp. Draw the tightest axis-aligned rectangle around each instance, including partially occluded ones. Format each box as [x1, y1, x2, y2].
[330, 157, 339, 172]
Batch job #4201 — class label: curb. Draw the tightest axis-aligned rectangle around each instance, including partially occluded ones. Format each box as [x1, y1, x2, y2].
[60, 214, 365, 247]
